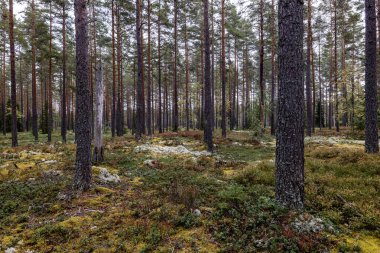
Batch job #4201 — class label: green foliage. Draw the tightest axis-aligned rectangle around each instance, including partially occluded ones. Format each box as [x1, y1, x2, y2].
[0, 100, 24, 133]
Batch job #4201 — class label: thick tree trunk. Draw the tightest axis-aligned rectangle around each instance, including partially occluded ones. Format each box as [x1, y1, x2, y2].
[73, 0, 92, 191]
[203, 0, 213, 152]
[365, 0, 379, 153]
[93, 63, 104, 163]
[276, 0, 304, 209]
[9, 0, 17, 147]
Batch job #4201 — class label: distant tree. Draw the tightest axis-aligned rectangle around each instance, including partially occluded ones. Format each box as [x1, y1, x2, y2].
[276, 0, 305, 209]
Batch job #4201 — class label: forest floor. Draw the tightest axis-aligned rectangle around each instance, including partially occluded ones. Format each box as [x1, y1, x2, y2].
[0, 129, 379, 253]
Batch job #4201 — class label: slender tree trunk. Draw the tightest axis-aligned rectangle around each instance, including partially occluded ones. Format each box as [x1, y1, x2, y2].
[61, 2, 67, 143]
[31, 0, 38, 141]
[365, 0, 379, 153]
[73, 0, 91, 191]
[306, 0, 312, 136]
[334, 0, 339, 132]
[2, 23, 5, 135]
[48, 1, 53, 142]
[93, 62, 104, 163]
[270, 0, 276, 135]
[147, 0, 152, 136]
[9, 0, 17, 147]
[185, 14, 190, 131]
[276, 0, 305, 209]
[203, 0, 213, 152]
[221, 0, 227, 138]
[158, 0, 162, 133]
[111, 0, 116, 137]
[259, 0, 265, 129]
[135, 0, 145, 139]
[172, 0, 179, 132]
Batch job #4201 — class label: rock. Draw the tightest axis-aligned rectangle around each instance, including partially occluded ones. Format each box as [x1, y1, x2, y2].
[5, 248, 17, 253]
[97, 167, 121, 183]
[291, 214, 328, 234]
[43, 170, 63, 177]
[144, 159, 160, 168]
[193, 209, 202, 217]
[134, 144, 211, 157]
[42, 160, 57, 165]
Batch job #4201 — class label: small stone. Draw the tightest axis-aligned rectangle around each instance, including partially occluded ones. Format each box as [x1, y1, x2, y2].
[193, 209, 201, 217]
[5, 248, 17, 253]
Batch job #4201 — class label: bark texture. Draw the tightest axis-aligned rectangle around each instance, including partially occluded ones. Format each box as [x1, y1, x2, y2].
[9, 0, 17, 147]
[73, 0, 92, 191]
[276, 0, 305, 209]
[203, 0, 213, 152]
[365, 0, 379, 153]
[93, 63, 104, 163]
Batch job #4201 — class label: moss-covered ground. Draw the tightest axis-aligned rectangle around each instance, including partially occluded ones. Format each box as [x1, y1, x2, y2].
[0, 129, 379, 252]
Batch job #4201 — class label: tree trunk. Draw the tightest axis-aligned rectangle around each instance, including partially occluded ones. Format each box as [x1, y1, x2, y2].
[158, 0, 162, 133]
[306, 0, 312, 137]
[270, 0, 276, 136]
[93, 63, 104, 163]
[111, 0, 116, 138]
[203, 0, 213, 152]
[185, 14, 190, 131]
[9, 0, 17, 147]
[135, 0, 145, 139]
[276, 0, 304, 209]
[61, 1, 67, 143]
[172, 0, 178, 132]
[334, 0, 339, 132]
[147, 0, 152, 136]
[221, 0, 226, 138]
[31, 0, 38, 141]
[48, 1, 53, 142]
[259, 0, 265, 129]
[73, 0, 92, 191]
[365, 0, 379, 153]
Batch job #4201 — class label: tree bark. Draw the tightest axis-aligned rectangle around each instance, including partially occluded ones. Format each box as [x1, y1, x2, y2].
[73, 0, 92, 191]
[147, 0, 152, 136]
[270, 0, 276, 136]
[9, 0, 17, 147]
[172, 0, 179, 132]
[221, 0, 226, 138]
[48, 1, 53, 142]
[276, 0, 305, 209]
[365, 0, 379, 153]
[93, 63, 104, 163]
[61, 1, 67, 143]
[306, 0, 313, 137]
[135, 0, 145, 139]
[203, 0, 213, 152]
[31, 0, 38, 141]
